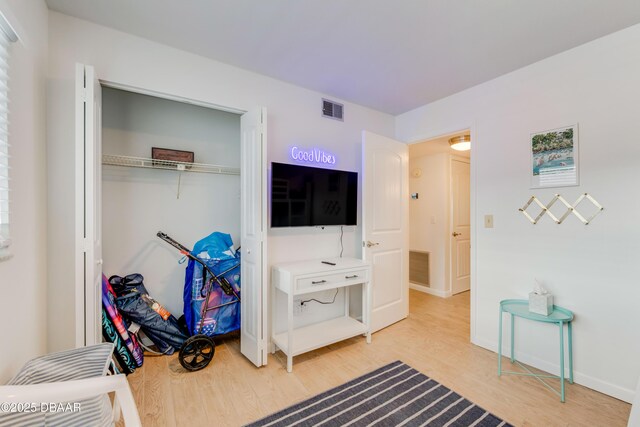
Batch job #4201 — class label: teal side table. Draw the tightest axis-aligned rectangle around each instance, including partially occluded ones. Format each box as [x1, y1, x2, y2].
[498, 299, 574, 402]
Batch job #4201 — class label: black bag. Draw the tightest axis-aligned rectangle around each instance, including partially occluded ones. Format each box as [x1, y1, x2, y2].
[109, 274, 188, 354]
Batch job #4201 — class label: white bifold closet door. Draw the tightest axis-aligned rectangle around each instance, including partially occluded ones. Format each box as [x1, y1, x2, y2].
[240, 107, 268, 367]
[75, 63, 269, 367]
[75, 63, 102, 347]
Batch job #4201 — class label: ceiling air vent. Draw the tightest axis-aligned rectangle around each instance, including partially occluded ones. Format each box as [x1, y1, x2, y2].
[322, 98, 344, 121]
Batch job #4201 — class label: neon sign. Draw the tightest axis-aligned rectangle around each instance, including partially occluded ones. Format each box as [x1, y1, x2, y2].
[290, 146, 336, 165]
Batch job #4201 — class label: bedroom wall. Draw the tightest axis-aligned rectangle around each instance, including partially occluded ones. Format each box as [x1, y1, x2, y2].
[396, 23, 640, 402]
[46, 11, 395, 352]
[0, 0, 48, 383]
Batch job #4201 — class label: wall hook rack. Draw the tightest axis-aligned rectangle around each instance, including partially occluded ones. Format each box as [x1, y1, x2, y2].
[519, 193, 604, 225]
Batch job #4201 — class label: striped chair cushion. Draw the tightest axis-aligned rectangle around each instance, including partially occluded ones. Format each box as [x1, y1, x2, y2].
[0, 343, 115, 427]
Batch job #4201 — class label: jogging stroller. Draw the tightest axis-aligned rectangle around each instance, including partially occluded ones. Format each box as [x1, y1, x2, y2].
[157, 231, 241, 371]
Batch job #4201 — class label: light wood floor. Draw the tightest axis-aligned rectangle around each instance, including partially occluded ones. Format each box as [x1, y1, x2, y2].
[127, 290, 631, 426]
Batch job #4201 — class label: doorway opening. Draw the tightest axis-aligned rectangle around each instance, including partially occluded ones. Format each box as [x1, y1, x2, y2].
[407, 130, 471, 315]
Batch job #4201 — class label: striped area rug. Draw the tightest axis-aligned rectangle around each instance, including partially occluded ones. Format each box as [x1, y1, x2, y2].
[247, 361, 512, 427]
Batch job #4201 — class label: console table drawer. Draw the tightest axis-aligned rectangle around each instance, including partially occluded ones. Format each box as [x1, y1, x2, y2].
[296, 268, 368, 292]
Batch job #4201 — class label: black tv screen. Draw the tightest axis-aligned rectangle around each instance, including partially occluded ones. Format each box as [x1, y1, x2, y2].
[271, 162, 358, 227]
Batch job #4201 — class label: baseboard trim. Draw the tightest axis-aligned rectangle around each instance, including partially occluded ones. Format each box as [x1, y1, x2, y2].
[472, 336, 635, 403]
[410, 283, 451, 298]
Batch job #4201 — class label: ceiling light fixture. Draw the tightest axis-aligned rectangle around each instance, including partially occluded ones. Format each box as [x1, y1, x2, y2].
[448, 135, 471, 151]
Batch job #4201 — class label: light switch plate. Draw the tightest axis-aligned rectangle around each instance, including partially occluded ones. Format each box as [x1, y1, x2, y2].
[484, 215, 494, 228]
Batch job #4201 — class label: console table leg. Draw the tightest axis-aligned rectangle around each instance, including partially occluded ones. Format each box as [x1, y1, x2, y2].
[287, 293, 293, 373]
[365, 281, 372, 344]
[568, 321, 574, 384]
[498, 307, 503, 376]
[271, 286, 277, 354]
[559, 321, 565, 402]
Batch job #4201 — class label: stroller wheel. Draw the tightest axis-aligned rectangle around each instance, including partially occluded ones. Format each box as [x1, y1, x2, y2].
[179, 335, 215, 372]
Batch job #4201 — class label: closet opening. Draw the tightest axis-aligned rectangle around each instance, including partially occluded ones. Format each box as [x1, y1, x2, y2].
[101, 86, 242, 319]
[76, 64, 268, 368]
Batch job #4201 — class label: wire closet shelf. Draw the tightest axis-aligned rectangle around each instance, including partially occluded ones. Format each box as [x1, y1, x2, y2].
[102, 154, 240, 175]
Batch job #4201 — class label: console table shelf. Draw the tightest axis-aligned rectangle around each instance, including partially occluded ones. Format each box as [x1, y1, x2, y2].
[271, 257, 372, 372]
[272, 316, 367, 357]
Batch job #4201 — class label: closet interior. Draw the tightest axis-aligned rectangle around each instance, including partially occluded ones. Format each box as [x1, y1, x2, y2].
[101, 87, 241, 316]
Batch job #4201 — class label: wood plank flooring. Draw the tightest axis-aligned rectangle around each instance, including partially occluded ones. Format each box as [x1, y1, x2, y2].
[126, 290, 631, 426]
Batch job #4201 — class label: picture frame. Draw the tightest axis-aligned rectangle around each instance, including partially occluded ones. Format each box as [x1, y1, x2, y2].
[530, 124, 579, 189]
[151, 147, 194, 168]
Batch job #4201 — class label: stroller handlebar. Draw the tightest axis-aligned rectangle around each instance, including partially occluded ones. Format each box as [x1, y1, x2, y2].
[156, 231, 240, 299]
[157, 231, 191, 254]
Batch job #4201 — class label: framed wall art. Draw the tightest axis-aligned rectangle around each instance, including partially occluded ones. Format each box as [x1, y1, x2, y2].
[530, 124, 578, 188]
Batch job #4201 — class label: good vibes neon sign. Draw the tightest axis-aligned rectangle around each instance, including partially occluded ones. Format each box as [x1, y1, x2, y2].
[290, 146, 336, 165]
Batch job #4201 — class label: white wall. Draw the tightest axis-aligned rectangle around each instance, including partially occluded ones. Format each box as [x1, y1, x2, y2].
[102, 88, 241, 315]
[396, 23, 640, 402]
[46, 12, 395, 352]
[0, 0, 48, 383]
[409, 153, 449, 295]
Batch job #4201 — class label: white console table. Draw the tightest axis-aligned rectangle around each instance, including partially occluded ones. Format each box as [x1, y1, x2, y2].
[271, 257, 372, 372]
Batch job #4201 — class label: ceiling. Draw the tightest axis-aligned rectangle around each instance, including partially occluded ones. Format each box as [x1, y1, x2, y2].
[46, 0, 640, 115]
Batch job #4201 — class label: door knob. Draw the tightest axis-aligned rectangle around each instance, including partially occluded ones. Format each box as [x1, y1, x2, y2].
[452, 232, 461, 237]
[365, 240, 380, 248]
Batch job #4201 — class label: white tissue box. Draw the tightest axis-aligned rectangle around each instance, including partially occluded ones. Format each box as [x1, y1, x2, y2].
[528, 292, 553, 316]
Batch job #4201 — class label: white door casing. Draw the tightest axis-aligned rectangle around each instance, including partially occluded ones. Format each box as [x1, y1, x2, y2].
[240, 107, 268, 367]
[451, 158, 470, 295]
[74, 66, 269, 360]
[362, 131, 409, 333]
[75, 64, 103, 347]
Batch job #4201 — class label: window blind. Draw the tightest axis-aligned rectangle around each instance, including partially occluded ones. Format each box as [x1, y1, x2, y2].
[0, 13, 16, 256]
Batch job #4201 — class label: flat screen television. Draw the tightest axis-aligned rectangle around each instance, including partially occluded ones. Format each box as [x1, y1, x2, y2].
[271, 162, 358, 227]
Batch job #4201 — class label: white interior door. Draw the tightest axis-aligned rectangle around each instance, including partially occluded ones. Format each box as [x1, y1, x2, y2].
[451, 158, 470, 295]
[240, 107, 268, 367]
[362, 131, 409, 333]
[75, 64, 102, 347]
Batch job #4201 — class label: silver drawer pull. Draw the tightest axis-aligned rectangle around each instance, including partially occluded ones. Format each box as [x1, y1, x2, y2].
[345, 275, 359, 279]
[312, 280, 327, 285]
